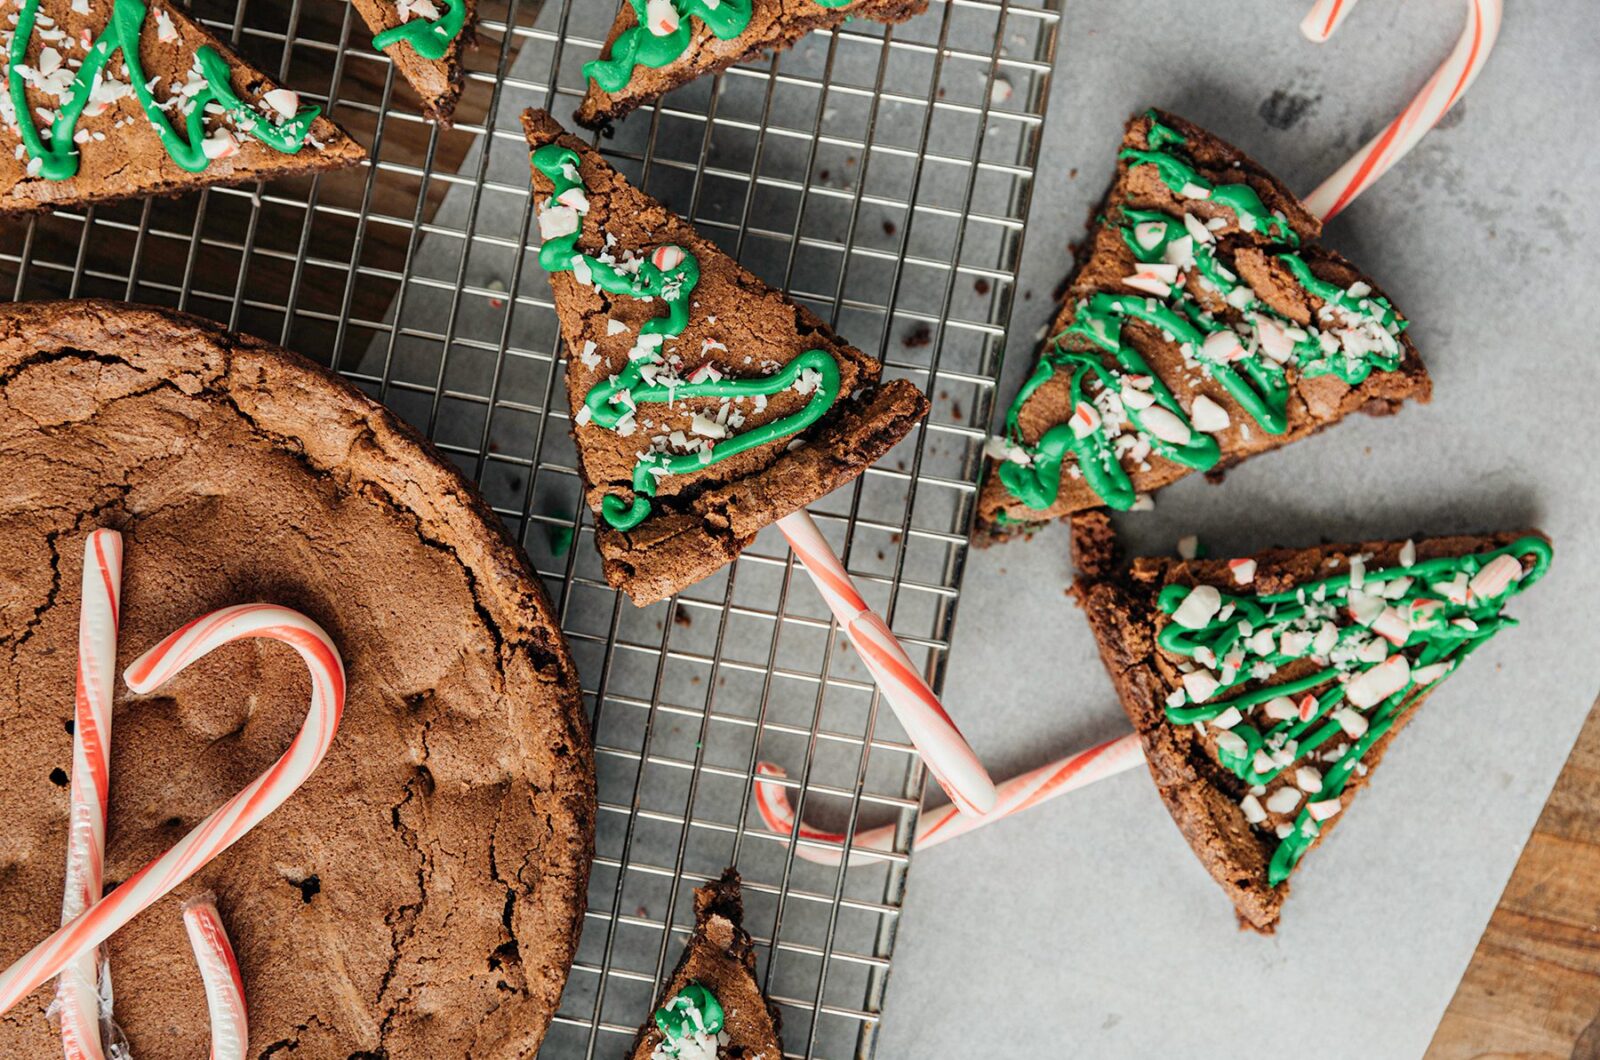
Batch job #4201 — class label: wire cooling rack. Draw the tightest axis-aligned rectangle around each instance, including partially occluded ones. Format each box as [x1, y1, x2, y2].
[0, 0, 1062, 1054]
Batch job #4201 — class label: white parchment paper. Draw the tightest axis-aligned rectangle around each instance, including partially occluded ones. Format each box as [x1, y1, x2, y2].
[878, 0, 1600, 1056]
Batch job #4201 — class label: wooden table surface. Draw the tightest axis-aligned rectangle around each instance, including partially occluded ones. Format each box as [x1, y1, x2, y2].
[1428, 694, 1600, 1059]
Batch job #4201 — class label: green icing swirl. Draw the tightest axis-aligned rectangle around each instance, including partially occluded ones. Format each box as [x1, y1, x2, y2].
[1157, 536, 1552, 884]
[7, 0, 322, 181]
[583, 0, 753, 95]
[991, 114, 1409, 513]
[372, 0, 466, 61]
[532, 143, 842, 532]
[653, 981, 725, 1054]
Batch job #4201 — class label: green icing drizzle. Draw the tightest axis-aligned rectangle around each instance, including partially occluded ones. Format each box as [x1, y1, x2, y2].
[583, 0, 753, 94]
[7, 0, 322, 181]
[532, 143, 842, 532]
[1157, 536, 1552, 884]
[371, 0, 466, 61]
[653, 981, 725, 1055]
[990, 115, 1409, 513]
[1123, 115, 1297, 245]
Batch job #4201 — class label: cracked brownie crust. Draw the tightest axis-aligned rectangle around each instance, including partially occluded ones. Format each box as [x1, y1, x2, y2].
[0, 301, 594, 1058]
[575, 0, 929, 129]
[525, 110, 929, 605]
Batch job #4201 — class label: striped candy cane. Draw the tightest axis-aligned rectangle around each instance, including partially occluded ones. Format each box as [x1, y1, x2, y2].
[1300, 0, 1361, 42]
[181, 894, 248, 1060]
[0, 603, 345, 1019]
[1305, 0, 1503, 220]
[755, 733, 1146, 865]
[776, 511, 998, 817]
[56, 531, 123, 1060]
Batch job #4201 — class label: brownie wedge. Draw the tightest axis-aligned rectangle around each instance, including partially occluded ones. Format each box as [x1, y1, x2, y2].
[628, 870, 782, 1060]
[350, 0, 476, 123]
[524, 109, 928, 605]
[1070, 512, 1551, 932]
[0, 0, 365, 215]
[576, 0, 928, 128]
[978, 110, 1431, 539]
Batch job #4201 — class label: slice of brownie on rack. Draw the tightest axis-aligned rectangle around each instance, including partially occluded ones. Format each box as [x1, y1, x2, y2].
[524, 109, 928, 606]
[1070, 511, 1552, 932]
[575, 0, 929, 128]
[977, 110, 1431, 540]
[629, 870, 782, 1060]
[349, 0, 474, 123]
[0, 0, 365, 215]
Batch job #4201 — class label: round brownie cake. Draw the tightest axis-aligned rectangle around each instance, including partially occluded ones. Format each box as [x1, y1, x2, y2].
[0, 301, 594, 1057]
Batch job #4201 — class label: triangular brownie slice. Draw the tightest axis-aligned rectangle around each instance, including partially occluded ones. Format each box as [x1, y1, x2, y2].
[629, 870, 782, 1060]
[1070, 511, 1552, 931]
[350, 0, 474, 123]
[576, 0, 929, 128]
[0, 0, 366, 215]
[978, 110, 1431, 539]
[524, 109, 928, 605]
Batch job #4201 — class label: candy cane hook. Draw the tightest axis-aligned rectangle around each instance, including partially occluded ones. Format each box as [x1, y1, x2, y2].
[755, 733, 1146, 866]
[1305, 0, 1503, 220]
[0, 603, 345, 1019]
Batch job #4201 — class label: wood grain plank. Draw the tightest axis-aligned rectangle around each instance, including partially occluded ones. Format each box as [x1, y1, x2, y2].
[1427, 695, 1600, 1060]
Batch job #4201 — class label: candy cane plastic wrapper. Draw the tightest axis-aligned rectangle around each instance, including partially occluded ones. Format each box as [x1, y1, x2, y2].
[1300, 0, 1361, 43]
[181, 894, 248, 1060]
[755, 733, 1146, 866]
[0, 603, 345, 1018]
[55, 530, 125, 1060]
[1304, 0, 1503, 220]
[775, 511, 998, 817]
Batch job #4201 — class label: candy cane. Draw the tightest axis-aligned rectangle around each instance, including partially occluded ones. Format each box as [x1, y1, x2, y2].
[1305, 0, 1503, 220]
[755, 733, 1145, 865]
[181, 894, 248, 1060]
[56, 530, 123, 1060]
[776, 511, 998, 817]
[0, 603, 345, 1018]
[1300, 0, 1361, 42]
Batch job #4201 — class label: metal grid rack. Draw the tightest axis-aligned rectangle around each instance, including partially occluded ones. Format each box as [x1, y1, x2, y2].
[0, 0, 1062, 1054]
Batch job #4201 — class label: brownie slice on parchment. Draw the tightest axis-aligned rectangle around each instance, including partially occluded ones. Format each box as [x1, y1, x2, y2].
[349, 0, 475, 124]
[576, 0, 929, 129]
[524, 109, 928, 605]
[628, 870, 783, 1060]
[977, 110, 1431, 541]
[1070, 511, 1551, 932]
[0, 0, 365, 215]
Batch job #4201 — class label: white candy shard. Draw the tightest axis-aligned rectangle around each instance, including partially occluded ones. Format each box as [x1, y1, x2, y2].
[262, 88, 300, 120]
[538, 204, 580, 240]
[1189, 394, 1230, 433]
[1468, 554, 1523, 601]
[1228, 558, 1257, 585]
[1266, 786, 1303, 814]
[1171, 584, 1222, 630]
[1201, 330, 1246, 363]
[1344, 655, 1412, 709]
[1240, 794, 1268, 824]
[1070, 401, 1101, 438]
[1139, 405, 1193, 446]
[1306, 798, 1342, 822]
[1182, 668, 1221, 703]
